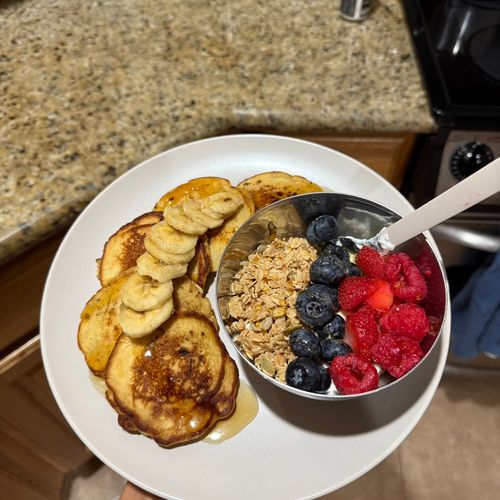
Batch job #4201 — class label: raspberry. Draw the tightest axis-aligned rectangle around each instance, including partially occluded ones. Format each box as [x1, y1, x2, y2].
[364, 279, 394, 313]
[371, 333, 423, 378]
[345, 309, 379, 359]
[356, 246, 385, 278]
[384, 252, 427, 303]
[379, 303, 430, 342]
[338, 276, 378, 311]
[329, 353, 379, 395]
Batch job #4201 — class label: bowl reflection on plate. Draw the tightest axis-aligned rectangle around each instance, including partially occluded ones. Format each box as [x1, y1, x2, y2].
[216, 192, 448, 400]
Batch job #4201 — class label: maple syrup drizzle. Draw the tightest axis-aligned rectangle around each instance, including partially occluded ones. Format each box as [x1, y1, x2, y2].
[204, 380, 259, 444]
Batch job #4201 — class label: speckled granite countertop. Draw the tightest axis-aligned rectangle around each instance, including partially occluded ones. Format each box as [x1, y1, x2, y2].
[0, 0, 435, 263]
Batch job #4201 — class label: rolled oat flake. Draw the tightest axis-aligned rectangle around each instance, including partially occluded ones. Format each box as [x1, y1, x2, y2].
[340, 0, 371, 21]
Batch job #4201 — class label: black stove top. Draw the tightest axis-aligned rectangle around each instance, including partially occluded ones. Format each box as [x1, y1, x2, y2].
[403, 0, 500, 127]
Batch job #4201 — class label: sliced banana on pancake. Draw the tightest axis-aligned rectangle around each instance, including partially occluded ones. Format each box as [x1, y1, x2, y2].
[200, 190, 243, 218]
[136, 252, 188, 282]
[182, 199, 224, 229]
[119, 297, 174, 338]
[144, 236, 195, 265]
[147, 221, 198, 254]
[153, 177, 233, 211]
[117, 187, 244, 340]
[120, 273, 173, 312]
[163, 206, 208, 235]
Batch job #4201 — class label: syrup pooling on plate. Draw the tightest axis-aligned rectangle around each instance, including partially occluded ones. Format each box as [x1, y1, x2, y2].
[204, 380, 259, 444]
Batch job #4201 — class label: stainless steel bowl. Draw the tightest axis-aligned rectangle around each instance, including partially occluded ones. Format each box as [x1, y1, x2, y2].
[216, 193, 448, 400]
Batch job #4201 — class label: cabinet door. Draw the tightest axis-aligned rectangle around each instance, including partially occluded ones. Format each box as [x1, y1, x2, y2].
[0, 337, 94, 499]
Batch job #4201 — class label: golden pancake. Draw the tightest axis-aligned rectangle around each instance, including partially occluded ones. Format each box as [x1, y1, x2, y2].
[99, 212, 163, 286]
[154, 177, 233, 211]
[237, 171, 323, 210]
[78, 272, 131, 376]
[105, 313, 236, 447]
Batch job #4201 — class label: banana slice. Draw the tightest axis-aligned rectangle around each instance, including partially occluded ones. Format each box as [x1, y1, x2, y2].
[200, 191, 243, 218]
[136, 252, 188, 282]
[144, 236, 195, 265]
[119, 297, 174, 338]
[147, 221, 198, 254]
[120, 273, 173, 312]
[182, 199, 224, 229]
[163, 206, 208, 235]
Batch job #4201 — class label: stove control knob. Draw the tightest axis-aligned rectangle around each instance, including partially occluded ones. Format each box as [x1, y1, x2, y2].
[450, 142, 494, 181]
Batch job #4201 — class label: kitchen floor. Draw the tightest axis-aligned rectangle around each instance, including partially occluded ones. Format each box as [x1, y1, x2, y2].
[69, 373, 500, 500]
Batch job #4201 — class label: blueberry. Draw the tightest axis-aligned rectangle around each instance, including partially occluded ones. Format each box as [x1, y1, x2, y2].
[307, 283, 340, 314]
[318, 314, 345, 340]
[310, 256, 347, 287]
[345, 263, 361, 277]
[317, 365, 332, 392]
[321, 340, 352, 362]
[296, 285, 335, 327]
[285, 357, 321, 392]
[306, 215, 339, 247]
[289, 328, 321, 359]
[320, 242, 350, 262]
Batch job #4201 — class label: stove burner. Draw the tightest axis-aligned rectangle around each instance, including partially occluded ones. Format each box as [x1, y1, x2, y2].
[402, 0, 500, 124]
[469, 25, 500, 81]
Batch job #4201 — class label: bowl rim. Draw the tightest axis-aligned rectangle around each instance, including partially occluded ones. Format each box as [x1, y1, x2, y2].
[215, 191, 450, 400]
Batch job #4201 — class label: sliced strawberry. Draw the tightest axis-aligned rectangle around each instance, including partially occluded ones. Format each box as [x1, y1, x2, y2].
[345, 309, 379, 359]
[364, 279, 394, 313]
[338, 276, 378, 311]
[356, 246, 385, 278]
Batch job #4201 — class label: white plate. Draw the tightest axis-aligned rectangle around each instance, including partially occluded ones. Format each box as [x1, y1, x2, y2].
[41, 134, 450, 500]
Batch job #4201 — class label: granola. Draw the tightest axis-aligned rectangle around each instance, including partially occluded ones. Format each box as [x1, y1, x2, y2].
[227, 237, 317, 382]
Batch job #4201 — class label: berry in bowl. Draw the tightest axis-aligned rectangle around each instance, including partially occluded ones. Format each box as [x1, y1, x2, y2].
[216, 193, 448, 400]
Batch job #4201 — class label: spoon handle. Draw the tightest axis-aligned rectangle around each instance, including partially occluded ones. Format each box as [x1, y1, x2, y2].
[379, 157, 500, 250]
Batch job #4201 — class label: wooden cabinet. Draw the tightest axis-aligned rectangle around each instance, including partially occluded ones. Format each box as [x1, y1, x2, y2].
[293, 132, 416, 189]
[0, 130, 416, 498]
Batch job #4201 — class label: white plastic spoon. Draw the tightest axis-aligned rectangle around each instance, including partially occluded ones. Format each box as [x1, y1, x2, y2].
[346, 156, 500, 253]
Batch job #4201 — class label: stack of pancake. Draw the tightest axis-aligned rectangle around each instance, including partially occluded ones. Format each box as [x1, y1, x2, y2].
[77, 172, 323, 447]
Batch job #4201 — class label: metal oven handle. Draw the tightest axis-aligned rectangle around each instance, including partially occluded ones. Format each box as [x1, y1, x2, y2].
[431, 224, 500, 253]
